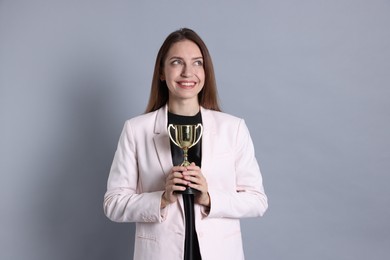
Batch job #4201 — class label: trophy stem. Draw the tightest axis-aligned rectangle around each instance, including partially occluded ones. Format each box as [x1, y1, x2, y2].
[181, 147, 190, 167]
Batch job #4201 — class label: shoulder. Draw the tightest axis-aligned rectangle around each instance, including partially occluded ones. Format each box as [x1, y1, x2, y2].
[212, 110, 241, 121]
[122, 109, 159, 134]
[202, 108, 252, 139]
[202, 108, 243, 126]
[126, 110, 157, 124]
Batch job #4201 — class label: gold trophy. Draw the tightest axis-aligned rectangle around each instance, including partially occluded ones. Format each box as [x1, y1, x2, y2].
[168, 124, 203, 167]
[168, 123, 203, 194]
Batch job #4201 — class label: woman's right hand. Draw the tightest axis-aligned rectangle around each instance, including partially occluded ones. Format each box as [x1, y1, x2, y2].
[161, 166, 189, 208]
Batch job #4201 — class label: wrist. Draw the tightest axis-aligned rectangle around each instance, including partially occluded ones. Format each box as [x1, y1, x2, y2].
[161, 193, 169, 209]
[199, 192, 210, 207]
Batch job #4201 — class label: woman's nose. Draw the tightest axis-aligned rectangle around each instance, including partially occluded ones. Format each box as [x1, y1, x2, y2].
[181, 65, 193, 77]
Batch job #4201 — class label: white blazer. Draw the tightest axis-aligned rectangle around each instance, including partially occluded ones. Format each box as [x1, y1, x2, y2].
[104, 105, 268, 260]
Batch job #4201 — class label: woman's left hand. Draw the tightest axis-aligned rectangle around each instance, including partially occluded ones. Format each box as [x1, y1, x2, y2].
[183, 162, 210, 207]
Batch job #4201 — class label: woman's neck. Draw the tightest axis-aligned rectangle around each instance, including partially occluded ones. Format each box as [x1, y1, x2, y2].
[168, 99, 200, 116]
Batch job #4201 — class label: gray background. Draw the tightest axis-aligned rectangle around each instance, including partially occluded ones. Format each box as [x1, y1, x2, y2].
[1, 0, 389, 259]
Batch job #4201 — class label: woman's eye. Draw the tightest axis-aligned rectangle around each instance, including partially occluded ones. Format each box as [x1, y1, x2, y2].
[171, 60, 182, 65]
[194, 60, 203, 66]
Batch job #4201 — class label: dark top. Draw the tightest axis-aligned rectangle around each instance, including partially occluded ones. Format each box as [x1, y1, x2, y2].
[168, 111, 202, 260]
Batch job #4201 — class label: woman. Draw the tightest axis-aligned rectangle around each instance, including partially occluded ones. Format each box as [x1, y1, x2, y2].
[104, 28, 268, 260]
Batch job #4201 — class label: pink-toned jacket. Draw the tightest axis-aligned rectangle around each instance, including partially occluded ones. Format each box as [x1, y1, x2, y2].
[104, 105, 268, 260]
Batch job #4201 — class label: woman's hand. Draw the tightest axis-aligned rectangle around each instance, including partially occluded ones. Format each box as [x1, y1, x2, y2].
[161, 166, 188, 208]
[183, 163, 210, 207]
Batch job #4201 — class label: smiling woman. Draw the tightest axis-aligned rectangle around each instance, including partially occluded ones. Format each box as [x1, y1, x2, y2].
[161, 40, 205, 114]
[103, 28, 268, 260]
[145, 28, 220, 114]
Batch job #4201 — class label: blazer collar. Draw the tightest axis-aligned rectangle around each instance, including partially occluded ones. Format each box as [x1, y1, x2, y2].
[154, 105, 168, 134]
[153, 105, 171, 177]
[198, 107, 216, 175]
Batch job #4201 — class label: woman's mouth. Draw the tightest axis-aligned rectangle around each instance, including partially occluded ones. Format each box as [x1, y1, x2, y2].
[177, 81, 196, 89]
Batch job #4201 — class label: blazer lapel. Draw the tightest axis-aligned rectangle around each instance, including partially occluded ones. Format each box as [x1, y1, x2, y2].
[153, 105, 173, 176]
[200, 107, 217, 176]
[153, 105, 185, 213]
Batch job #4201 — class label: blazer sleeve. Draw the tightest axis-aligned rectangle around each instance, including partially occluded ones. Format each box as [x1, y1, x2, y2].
[103, 120, 167, 223]
[207, 119, 268, 219]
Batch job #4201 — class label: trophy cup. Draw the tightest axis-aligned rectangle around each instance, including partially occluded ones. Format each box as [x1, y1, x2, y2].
[168, 124, 203, 194]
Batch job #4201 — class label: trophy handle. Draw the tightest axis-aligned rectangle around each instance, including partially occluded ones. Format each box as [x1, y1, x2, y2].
[167, 124, 181, 147]
[189, 124, 203, 148]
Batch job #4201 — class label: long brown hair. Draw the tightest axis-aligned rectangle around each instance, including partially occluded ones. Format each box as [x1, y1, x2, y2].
[145, 28, 221, 113]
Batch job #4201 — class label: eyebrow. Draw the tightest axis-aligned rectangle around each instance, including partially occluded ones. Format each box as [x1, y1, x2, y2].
[168, 56, 203, 61]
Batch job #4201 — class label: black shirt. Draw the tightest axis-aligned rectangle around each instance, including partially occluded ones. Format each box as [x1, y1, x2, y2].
[168, 111, 202, 260]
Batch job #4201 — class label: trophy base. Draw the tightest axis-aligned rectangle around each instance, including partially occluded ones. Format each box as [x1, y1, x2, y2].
[176, 187, 198, 195]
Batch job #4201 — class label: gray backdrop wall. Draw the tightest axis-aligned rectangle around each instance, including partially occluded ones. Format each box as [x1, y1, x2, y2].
[1, 0, 389, 259]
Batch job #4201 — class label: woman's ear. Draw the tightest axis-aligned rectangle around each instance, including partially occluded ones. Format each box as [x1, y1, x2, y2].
[160, 74, 165, 81]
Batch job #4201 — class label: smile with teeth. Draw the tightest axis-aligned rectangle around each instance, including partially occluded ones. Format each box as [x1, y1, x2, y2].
[177, 81, 196, 88]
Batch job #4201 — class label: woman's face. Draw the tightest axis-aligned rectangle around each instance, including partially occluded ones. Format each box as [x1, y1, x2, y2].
[161, 40, 205, 105]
